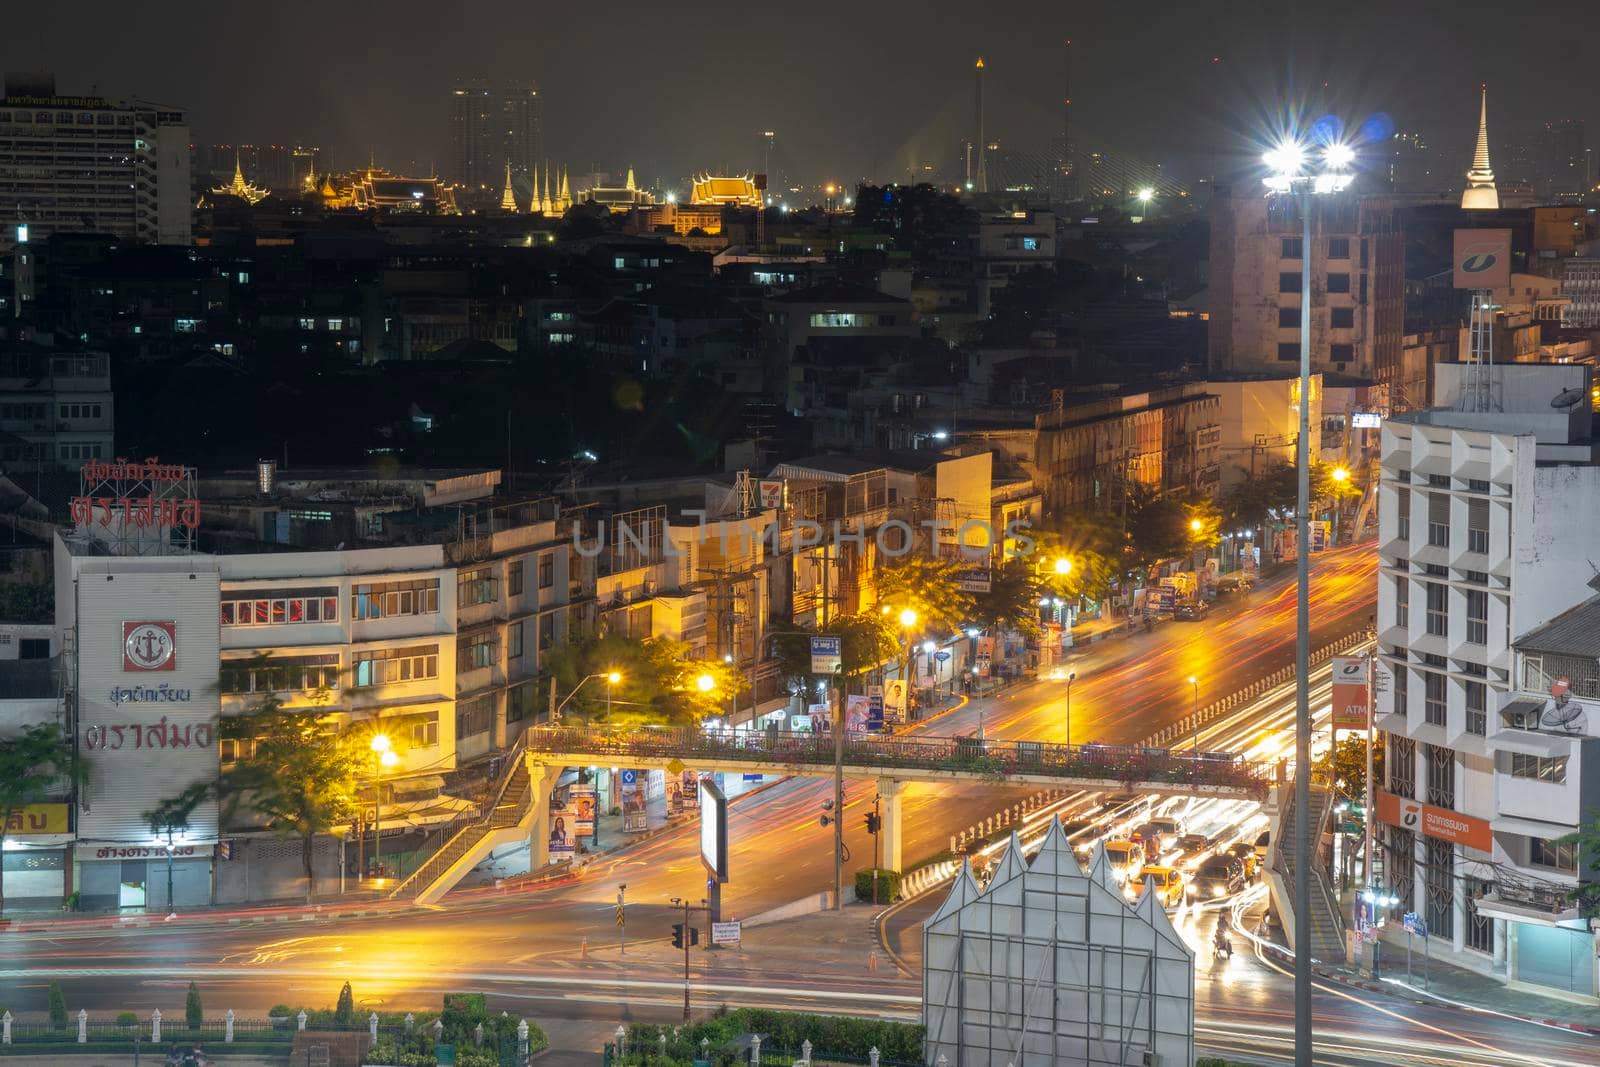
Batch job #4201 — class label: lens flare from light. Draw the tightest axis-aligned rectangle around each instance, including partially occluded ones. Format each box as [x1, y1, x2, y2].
[1323, 143, 1355, 170]
[1262, 140, 1306, 177]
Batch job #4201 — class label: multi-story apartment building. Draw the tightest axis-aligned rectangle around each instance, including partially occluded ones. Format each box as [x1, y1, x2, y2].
[1374, 361, 1600, 1002]
[0, 342, 114, 470]
[0, 73, 190, 245]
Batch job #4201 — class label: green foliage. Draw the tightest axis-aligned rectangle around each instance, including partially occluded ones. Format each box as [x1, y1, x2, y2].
[0, 580, 52, 623]
[626, 1008, 924, 1064]
[47, 981, 66, 1030]
[874, 555, 975, 635]
[1319, 733, 1384, 801]
[185, 980, 203, 1030]
[0, 722, 84, 914]
[116, 1012, 138, 1028]
[853, 867, 902, 903]
[144, 782, 210, 841]
[217, 692, 364, 901]
[1125, 490, 1193, 571]
[334, 980, 354, 1025]
[545, 632, 738, 725]
[973, 557, 1045, 638]
[1557, 808, 1600, 918]
[1036, 517, 1122, 599]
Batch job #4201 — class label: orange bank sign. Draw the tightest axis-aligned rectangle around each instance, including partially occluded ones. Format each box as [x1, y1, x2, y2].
[1376, 790, 1492, 852]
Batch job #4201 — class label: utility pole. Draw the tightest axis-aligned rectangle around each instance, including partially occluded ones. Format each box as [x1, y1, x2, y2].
[670, 897, 703, 1020]
[832, 677, 845, 910]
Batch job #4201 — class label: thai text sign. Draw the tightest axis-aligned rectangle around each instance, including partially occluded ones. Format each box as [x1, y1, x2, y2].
[1376, 790, 1492, 852]
[4, 803, 69, 834]
[71, 495, 200, 529]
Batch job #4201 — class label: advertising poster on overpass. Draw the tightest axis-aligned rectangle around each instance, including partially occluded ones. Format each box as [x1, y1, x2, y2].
[548, 788, 576, 857]
[621, 769, 649, 833]
[570, 783, 596, 836]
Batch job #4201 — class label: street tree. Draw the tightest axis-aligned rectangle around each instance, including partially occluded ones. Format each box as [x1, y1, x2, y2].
[1319, 733, 1385, 801]
[545, 632, 739, 725]
[142, 782, 211, 912]
[218, 699, 363, 903]
[0, 723, 82, 915]
[1125, 490, 1192, 572]
[974, 557, 1046, 639]
[874, 555, 975, 635]
[1557, 809, 1600, 917]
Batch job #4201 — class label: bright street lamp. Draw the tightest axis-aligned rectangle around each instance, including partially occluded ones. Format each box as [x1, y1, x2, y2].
[1137, 187, 1154, 202]
[1262, 120, 1356, 1065]
[1189, 518, 1204, 533]
[1331, 465, 1350, 483]
[696, 673, 716, 693]
[1053, 557, 1073, 576]
[369, 733, 397, 883]
[897, 607, 918, 629]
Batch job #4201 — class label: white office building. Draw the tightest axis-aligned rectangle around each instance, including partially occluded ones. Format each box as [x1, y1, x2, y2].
[0, 72, 191, 246]
[1375, 360, 1600, 1002]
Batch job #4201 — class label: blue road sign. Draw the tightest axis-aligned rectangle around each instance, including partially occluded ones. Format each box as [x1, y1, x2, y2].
[620, 769, 638, 786]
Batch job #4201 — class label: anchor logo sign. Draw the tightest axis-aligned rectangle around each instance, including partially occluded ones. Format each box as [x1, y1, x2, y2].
[122, 621, 176, 672]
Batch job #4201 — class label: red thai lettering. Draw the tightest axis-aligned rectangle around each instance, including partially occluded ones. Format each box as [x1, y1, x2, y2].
[166, 721, 191, 748]
[177, 499, 201, 528]
[97, 497, 115, 527]
[69, 496, 94, 525]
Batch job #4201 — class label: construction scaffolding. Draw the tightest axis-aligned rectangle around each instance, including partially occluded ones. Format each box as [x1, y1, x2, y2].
[923, 819, 1195, 1067]
[69, 457, 199, 556]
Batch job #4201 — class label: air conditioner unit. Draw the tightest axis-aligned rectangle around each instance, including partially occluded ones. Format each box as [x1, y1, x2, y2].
[1141, 1053, 1163, 1067]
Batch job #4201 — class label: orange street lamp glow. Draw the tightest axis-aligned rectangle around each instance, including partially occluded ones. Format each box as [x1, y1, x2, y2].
[606, 671, 621, 685]
[696, 673, 715, 693]
[370, 732, 392, 754]
[1053, 557, 1073, 575]
[1331, 466, 1350, 483]
[1190, 518, 1204, 532]
[898, 607, 918, 629]
[379, 749, 399, 769]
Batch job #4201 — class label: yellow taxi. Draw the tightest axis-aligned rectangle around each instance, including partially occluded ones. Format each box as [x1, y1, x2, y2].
[1127, 865, 1186, 908]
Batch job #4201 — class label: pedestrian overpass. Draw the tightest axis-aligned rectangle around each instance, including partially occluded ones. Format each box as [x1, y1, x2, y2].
[387, 725, 1273, 906]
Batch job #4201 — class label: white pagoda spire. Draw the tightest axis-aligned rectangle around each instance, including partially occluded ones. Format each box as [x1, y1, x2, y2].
[499, 161, 517, 212]
[1461, 84, 1499, 210]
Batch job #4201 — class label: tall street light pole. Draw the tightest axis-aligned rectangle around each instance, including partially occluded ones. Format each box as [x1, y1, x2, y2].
[1264, 133, 1354, 1065]
[1065, 671, 1076, 747]
[369, 733, 398, 881]
[1188, 675, 1200, 752]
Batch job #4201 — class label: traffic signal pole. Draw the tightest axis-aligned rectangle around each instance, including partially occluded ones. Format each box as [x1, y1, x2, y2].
[680, 897, 692, 1020]
[833, 681, 845, 911]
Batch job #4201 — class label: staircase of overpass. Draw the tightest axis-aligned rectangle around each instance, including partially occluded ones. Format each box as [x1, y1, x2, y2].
[387, 733, 543, 906]
[1266, 776, 1347, 964]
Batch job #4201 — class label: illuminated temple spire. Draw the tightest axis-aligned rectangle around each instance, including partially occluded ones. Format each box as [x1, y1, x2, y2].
[540, 161, 554, 215]
[625, 167, 636, 192]
[558, 167, 570, 211]
[1461, 84, 1499, 210]
[500, 161, 517, 212]
[213, 151, 270, 206]
[530, 164, 541, 214]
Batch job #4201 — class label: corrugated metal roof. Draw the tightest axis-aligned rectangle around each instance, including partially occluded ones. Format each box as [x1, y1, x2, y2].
[1516, 596, 1600, 657]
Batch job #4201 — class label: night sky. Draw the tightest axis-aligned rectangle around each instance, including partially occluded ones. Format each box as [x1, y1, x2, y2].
[4, 1, 1597, 189]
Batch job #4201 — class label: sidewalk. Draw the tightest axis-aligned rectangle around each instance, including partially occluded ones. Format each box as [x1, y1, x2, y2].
[1316, 955, 1600, 1035]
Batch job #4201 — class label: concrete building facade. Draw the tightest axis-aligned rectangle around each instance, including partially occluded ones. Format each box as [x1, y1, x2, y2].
[1374, 362, 1600, 1002]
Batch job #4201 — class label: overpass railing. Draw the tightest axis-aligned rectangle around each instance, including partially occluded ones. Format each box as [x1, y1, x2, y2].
[523, 725, 1271, 795]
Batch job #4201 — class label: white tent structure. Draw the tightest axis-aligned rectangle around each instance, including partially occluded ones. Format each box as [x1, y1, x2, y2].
[922, 820, 1195, 1066]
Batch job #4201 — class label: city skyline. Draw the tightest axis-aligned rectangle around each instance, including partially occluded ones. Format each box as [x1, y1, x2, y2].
[4, 1, 1597, 190]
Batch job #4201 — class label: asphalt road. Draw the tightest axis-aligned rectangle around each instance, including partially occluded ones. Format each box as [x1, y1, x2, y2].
[2, 545, 1403, 1060]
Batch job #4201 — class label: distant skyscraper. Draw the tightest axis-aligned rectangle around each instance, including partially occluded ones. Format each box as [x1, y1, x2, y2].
[1540, 118, 1586, 198]
[974, 57, 989, 194]
[448, 79, 496, 190]
[499, 81, 541, 180]
[1055, 37, 1077, 203]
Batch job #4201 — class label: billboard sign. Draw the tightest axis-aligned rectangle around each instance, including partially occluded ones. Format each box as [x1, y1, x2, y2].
[1452, 228, 1512, 289]
[1376, 789, 1491, 852]
[883, 679, 908, 721]
[570, 782, 596, 836]
[758, 479, 784, 510]
[699, 778, 729, 883]
[955, 567, 992, 593]
[866, 685, 885, 731]
[547, 790, 576, 856]
[77, 570, 221, 845]
[1331, 656, 1369, 730]
[4, 803, 70, 835]
[711, 921, 742, 945]
[810, 636, 842, 675]
[1351, 411, 1382, 429]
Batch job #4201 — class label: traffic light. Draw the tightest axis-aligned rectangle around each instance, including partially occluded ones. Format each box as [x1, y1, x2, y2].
[670, 923, 701, 949]
[820, 798, 835, 827]
[864, 812, 881, 834]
